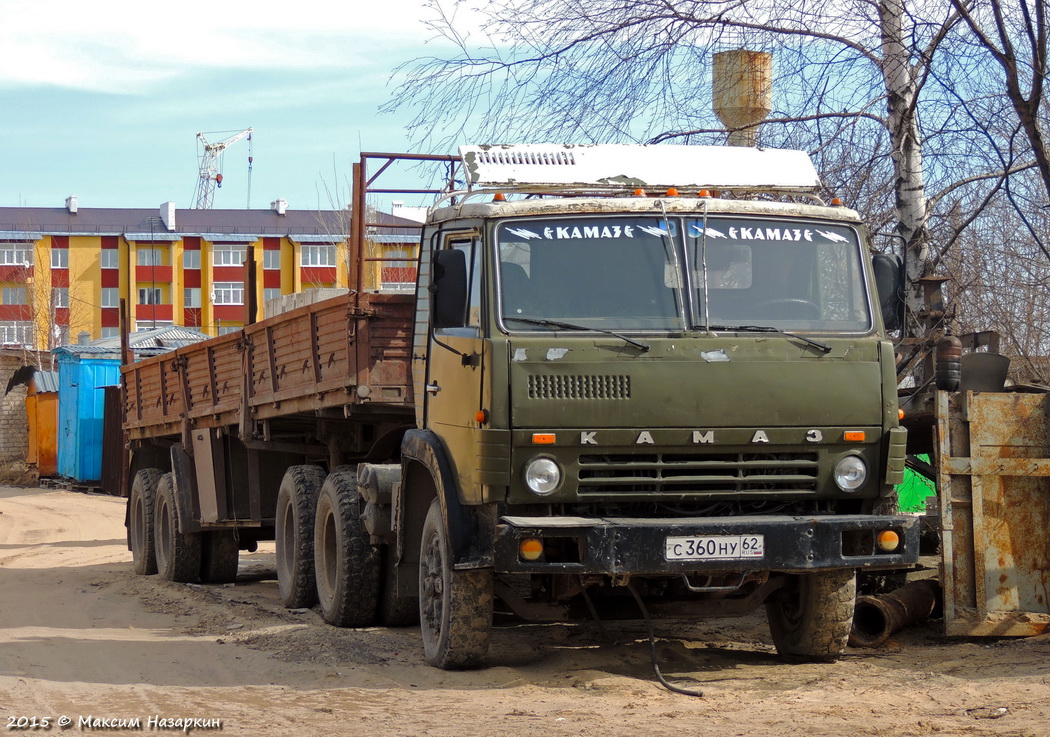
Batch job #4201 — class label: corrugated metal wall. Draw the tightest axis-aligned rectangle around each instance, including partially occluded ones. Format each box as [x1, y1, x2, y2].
[57, 354, 121, 483]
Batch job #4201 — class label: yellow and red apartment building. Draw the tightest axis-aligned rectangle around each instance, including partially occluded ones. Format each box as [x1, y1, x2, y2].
[0, 199, 421, 349]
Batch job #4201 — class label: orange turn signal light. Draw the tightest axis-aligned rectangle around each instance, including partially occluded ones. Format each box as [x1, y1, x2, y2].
[475, 409, 489, 424]
[877, 530, 900, 552]
[844, 431, 866, 442]
[898, 408, 905, 421]
[532, 433, 556, 445]
[520, 538, 544, 561]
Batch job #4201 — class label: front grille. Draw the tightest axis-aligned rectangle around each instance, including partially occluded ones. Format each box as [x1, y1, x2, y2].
[577, 451, 819, 494]
[528, 374, 630, 400]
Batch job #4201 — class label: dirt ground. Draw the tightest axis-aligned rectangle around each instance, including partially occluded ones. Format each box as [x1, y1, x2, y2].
[2, 485, 1048, 737]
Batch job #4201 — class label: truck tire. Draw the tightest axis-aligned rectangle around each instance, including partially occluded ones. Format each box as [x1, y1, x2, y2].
[314, 467, 380, 627]
[766, 570, 856, 662]
[275, 465, 325, 608]
[418, 499, 492, 669]
[154, 472, 203, 583]
[129, 468, 162, 575]
[200, 530, 239, 584]
[379, 545, 419, 627]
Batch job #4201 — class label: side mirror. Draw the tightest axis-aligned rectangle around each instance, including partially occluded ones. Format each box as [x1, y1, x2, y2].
[431, 248, 468, 329]
[872, 253, 905, 332]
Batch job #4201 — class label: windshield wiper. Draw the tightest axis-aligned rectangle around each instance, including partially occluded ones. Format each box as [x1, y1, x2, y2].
[505, 316, 650, 352]
[709, 324, 832, 354]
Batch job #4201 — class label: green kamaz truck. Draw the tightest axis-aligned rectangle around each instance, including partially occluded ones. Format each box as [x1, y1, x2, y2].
[123, 144, 917, 670]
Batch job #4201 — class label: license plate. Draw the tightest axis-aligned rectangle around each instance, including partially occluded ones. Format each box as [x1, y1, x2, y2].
[665, 534, 765, 561]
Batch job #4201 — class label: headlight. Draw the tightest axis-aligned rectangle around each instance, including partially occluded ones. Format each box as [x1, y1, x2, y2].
[834, 455, 867, 491]
[524, 457, 562, 495]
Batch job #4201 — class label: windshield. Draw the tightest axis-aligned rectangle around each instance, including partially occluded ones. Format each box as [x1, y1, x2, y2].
[689, 218, 871, 332]
[495, 215, 871, 333]
[496, 217, 685, 330]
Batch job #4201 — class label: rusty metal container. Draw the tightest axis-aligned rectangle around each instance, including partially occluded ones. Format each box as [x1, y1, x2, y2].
[935, 390, 1050, 636]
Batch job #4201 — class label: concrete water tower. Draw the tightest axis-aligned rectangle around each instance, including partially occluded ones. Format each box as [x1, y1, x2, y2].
[712, 49, 773, 147]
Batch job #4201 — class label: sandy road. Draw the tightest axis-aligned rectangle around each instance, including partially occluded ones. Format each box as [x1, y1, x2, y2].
[2, 485, 1049, 737]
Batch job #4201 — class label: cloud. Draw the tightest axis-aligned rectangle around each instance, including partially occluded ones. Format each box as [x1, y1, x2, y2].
[0, 0, 444, 93]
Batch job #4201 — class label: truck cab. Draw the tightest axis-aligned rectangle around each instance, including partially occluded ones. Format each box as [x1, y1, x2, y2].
[400, 144, 917, 667]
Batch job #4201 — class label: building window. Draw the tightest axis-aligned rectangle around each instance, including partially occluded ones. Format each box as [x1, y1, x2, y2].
[101, 250, 119, 269]
[0, 321, 34, 346]
[263, 287, 281, 303]
[52, 324, 70, 347]
[183, 250, 201, 269]
[184, 288, 202, 308]
[2, 286, 27, 304]
[263, 250, 281, 270]
[101, 288, 119, 308]
[217, 325, 241, 336]
[51, 249, 69, 268]
[100, 327, 119, 338]
[0, 245, 32, 267]
[137, 248, 164, 266]
[139, 288, 162, 305]
[381, 248, 416, 292]
[53, 287, 69, 308]
[212, 282, 243, 305]
[213, 244, 246, 267]
[136, 321, 172, 331]
[301, 244, 336, 267]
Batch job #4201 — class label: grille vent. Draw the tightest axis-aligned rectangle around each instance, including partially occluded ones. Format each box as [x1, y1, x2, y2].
[528, 375, 630, 400]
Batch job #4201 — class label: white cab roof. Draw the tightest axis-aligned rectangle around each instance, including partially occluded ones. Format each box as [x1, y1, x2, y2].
[460, 144, 822, 192]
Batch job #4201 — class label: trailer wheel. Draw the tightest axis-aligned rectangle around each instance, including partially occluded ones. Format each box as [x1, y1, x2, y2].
[200, 530, 239, 584]
[418, 499, 492, 669]
[154, 472, 202, 583]
[129, 468, 162, 575]
[766, 570, 856, 662]
[379, 545, 419, 627]
[275, 465, 325, 608]
[314, 467, 380, 627]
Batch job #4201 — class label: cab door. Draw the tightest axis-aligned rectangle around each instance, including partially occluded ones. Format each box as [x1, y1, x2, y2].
[424, 232, 486, 502]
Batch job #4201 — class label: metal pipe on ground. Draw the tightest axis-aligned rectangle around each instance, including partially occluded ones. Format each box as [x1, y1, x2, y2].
[849, 579, 942, 648]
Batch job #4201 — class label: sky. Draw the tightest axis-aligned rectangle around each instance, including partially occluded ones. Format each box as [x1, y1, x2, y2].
[0, 0, 471, 213]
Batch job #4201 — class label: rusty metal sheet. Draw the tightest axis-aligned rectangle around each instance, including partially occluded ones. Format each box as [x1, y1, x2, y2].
[937, 390, 1050, 637]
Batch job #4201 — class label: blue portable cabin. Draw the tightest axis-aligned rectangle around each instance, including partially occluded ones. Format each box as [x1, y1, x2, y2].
[54, 327, 209, 483]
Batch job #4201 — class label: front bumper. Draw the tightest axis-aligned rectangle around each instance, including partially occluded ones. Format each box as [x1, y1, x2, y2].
[493, 513, 919, 575]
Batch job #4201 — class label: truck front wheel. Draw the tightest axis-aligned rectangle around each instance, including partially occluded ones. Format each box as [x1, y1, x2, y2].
[129, 468, 162, 575]
[154, 472, 202, 583]
[313, 467, 380, 627]
[766, 570, 856, 662]
[275, 465, 325, 608]
[418, 499, 492, 669]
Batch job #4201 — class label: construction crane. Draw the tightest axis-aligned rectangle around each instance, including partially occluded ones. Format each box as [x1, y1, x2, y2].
[193, 128, 253, 209]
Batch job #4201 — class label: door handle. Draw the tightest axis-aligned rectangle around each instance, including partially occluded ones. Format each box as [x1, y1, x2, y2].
[425, 383, 441, 395]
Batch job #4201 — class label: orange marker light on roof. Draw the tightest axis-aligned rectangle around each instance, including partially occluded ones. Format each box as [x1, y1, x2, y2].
[699, 189, 712, 198]
[633, 188, 647, 197]
[844, 431, 866, 442]
[831, 197, 843, 206]
[532, 433, 556, 445]
[493, 192, 506, 202]
[666, 187, 680, 197]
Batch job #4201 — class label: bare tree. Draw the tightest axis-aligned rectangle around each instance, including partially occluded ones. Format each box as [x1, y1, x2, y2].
[388, 0, 986, 337]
